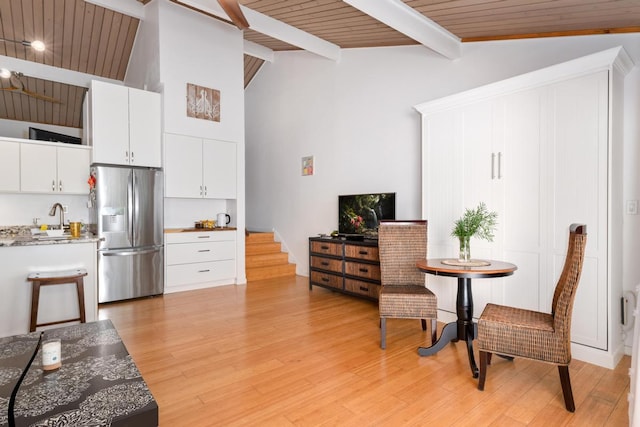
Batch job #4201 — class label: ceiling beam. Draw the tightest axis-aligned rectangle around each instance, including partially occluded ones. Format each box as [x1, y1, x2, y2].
[83, 0, 146, 20]
[177, 0, 341, 61]
[244, 40, 274, 62]
[343, 0, 461, 60]
[0, 55, 123, 88]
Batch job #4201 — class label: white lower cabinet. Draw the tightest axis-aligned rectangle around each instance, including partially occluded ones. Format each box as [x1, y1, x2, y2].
[165, 231, 236, 293]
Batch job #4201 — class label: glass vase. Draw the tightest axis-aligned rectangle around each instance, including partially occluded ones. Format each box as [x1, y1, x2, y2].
[458, 236, 471, 262]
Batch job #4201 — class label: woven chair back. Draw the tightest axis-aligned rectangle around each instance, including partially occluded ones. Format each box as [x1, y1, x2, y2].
[378, 220, 427, 287]
[551, 224, 587, 339]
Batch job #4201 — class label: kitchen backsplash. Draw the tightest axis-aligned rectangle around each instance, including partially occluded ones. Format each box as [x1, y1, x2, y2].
[0, 194, 90, 227]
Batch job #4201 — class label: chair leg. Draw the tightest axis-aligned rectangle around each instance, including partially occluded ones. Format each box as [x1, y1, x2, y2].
[29, 281, 41, 332]
[380, 318, 386, 349]
[431, 319, 437, 344]
[558, 365, 575, 412]
[420, 319, 427, 331]
[478, 351, 490, 390]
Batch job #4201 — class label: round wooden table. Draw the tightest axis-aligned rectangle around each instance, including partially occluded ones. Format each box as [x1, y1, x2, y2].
[416, 258, 517, 378]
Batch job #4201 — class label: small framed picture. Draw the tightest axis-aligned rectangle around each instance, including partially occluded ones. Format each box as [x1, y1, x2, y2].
[302, 156, 314, 176]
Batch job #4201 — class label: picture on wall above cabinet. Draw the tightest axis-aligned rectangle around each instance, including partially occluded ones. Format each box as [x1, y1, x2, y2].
[187, 83, 220, 122]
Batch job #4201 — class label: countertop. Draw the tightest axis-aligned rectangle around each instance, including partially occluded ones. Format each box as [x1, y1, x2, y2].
[164, 227, 237, 233]
[0, 233, 101, 247]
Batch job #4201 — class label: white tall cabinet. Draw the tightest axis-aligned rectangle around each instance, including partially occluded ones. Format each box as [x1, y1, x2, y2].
[416, 47, 633, 368]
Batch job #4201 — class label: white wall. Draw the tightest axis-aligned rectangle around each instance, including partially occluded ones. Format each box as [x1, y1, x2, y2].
[0, 193, 89, 226]
[244, 34, 640, 308]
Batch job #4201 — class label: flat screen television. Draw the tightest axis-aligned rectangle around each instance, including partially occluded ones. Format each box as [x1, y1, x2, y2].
[338, 192, 395, 237]
[29, 127, 81, 145]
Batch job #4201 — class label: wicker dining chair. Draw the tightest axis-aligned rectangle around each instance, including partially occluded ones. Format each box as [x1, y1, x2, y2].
[477, 223, 587, 412]
[378, 220, 437, 349]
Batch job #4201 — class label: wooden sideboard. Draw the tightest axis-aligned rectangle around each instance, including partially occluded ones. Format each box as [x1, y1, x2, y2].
[308, 237, 380, 301]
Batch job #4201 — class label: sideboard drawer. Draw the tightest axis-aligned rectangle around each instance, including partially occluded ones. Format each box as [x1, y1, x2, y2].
[345, 244, 379, 261]
[345, 261, 380, 280]
[166, 241, 235, 265]
[166, 260, 236, 286]
[310, 241, 342, 256]
[345, 278, 379, 299]
[310, 256, 343, 273]
[310, 271, 343, 290]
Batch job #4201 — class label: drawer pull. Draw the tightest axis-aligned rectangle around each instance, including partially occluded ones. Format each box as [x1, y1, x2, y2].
[198, 249, 211, 252]
[321, 277, 329, 282]
[359, 268, 369, 273]
[321, 261, 329, 266]
[198, 235, 211, 239]
[359, 286, 369, 292]
[320, 245, 329, 250]
[359, 250, 368, 255]
[198, 269, 210, 273]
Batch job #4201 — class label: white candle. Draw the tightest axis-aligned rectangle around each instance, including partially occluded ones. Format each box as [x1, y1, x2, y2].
[42, 339, 61, 371]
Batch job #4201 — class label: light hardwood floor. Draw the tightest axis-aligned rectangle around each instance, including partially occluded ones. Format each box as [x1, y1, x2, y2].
[98, 276, 630, 426]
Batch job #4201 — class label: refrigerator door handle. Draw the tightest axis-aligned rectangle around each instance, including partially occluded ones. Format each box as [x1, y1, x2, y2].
[102, 248, 160, 257]
[127, 171, 134, 245]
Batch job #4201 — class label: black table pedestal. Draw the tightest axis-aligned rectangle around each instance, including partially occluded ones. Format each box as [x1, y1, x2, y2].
[418, 277, 479, 378]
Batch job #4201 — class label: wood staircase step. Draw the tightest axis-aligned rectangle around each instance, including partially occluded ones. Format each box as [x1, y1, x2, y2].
[246, 264, 296, 281]
[245, 232, 296, 282]
[246, 252, 289, 268]
[246, 242, 283, 256]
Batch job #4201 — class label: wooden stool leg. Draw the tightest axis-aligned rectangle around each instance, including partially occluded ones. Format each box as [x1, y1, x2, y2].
[30, 281, 41, 332]
[75, 278, 86, 324]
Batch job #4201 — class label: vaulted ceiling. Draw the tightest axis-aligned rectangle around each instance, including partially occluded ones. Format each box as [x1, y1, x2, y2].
[0, 0, 638, 129]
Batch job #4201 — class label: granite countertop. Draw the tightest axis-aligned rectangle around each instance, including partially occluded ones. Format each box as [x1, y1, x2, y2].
[0, 226, 102, 247]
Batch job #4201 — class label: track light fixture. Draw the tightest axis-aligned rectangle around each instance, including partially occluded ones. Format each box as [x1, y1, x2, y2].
[0, 37, 45, 52]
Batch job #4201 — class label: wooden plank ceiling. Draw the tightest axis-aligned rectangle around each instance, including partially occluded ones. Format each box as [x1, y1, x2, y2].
[0, 0, 638, 129]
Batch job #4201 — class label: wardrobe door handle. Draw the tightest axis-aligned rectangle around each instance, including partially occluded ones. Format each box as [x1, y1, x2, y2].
[491, 153, 496, 180]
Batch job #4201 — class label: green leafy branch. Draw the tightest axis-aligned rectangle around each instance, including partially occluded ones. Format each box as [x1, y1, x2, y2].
[451, 202, 498, 241]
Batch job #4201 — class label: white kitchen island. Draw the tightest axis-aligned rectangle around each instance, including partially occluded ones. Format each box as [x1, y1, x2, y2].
[0, 237, 99, 337]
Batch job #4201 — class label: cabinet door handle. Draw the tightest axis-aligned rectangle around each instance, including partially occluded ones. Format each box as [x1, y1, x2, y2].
[491, 153, 496, 179]
[51, 180, 55, 191]
[204, 185, 207, 196]
[198, 269, 210, 273]
[198, 249, 211, 252]
[359, 286, 369, 292]
[359, 250, 368, 255]
[497, 152, 502, 179]
[197, 235, 210, 239]
[131, 151, 135, 162]
[200, 185, 203, 196]
[359, 268, 369, 273]
[125, 151, 129, 161]
[321, 261, 329, 266]
[321, 277, 329, 283]
[320, 245, 329, 250]
[59, 180, 63, 192]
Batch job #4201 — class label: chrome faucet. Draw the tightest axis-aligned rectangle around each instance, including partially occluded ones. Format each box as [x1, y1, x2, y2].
[48, 203, 65, 230]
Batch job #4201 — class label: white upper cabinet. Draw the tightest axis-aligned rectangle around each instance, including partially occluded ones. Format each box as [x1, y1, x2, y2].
[164, 133, 237, 199]
[164, 133, 203, 198]
[88, 80, 161, 167]
[0, 139, 20, 192]
[20, 142, 90, 194]
[203, 139, 237, 199]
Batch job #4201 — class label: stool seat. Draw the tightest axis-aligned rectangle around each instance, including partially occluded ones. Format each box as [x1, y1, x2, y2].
[27, 268, 87, 332]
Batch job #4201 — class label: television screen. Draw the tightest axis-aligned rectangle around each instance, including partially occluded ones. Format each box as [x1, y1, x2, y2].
[338, 193, 395, 236]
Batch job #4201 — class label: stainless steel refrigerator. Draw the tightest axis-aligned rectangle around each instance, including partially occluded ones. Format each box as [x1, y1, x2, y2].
[90, 164, 164, 303]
